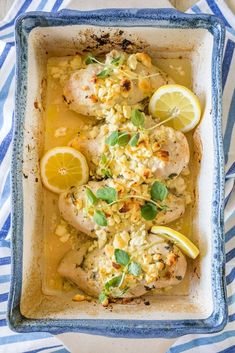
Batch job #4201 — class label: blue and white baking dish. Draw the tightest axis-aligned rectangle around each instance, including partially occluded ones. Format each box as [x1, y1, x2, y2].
[7, 8, 227, 338]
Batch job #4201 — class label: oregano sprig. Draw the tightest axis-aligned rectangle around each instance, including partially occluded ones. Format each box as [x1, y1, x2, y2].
[99, 249, 142, 304]
[131, 109, 145, 128]
[105, 130, 139, 147]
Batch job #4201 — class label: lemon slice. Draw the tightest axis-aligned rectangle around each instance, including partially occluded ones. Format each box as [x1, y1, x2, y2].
[149, 84, 201, 132]
[40, 146, 89, 193]
[150, 225, 199, 259]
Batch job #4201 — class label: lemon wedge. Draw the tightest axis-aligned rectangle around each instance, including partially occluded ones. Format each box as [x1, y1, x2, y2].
[149, 84, 201, 132]
[40, 146, 89, 193]
[150, 225, 199, 259]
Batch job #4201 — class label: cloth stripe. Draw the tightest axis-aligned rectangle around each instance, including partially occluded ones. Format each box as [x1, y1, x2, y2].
[218, 345, 235, 353]
[169, 331, 235, 353]
[0, 44, 12, 69]
[0, 0, 33, 32]
[227, 268, 235, 285]
[205, 0, 232, 28]
[25, 346, 64, 353]
[222, 39, 235, 91]
[224, 89, 235, 162]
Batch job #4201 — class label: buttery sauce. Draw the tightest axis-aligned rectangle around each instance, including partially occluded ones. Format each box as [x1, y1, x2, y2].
[42, 55, 194, 296]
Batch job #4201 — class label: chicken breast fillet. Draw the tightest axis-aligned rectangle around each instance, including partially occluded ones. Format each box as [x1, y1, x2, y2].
[58, 180, 185, 238]
[69, 125, 190, 180]
[58, 233, 187, 298]
[63, 51, 173, 116]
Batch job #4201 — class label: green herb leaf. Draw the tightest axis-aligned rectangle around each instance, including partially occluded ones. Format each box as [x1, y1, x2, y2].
[86, 187, 98, 205]
[118, 132, 130, 146]
[104, 275, 123, 291]
[114, 249, 130, 266]
[85, 55, 97, 65]
[99, 291, 108, 303]
[96, 186, 117, 204]
[151, 181, 168, 202]
[128, 261, 142, 276]
[101, 154, 108, 165]
[141, 202, 158, 220]
[105, 131, 119, 146]
[111, 56, 121, 66]
[93, 210, 107, 226]
[131, 109, 145, 128]
[129, 133, 140, 147]
[97, 68, 111, 78]
[101, 168, 112, 178]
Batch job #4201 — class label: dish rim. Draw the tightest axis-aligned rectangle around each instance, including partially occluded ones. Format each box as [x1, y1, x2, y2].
[7, 8, 227, 338]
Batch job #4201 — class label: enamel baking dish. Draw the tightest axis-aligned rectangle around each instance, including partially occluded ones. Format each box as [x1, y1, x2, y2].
[7, 9, 227, 338]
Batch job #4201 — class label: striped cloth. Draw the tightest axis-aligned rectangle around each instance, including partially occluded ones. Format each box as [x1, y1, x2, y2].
[0, 0, 234, 352]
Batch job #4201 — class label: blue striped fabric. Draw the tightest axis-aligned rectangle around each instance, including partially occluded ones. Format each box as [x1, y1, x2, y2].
[0, 0, 234, 352]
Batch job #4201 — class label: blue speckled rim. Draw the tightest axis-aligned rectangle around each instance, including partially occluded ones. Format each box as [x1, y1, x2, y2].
[7, 8, 227, 338]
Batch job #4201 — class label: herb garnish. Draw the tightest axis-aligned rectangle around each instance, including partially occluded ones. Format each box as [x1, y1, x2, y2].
[86, 187, 98, 206]
[104, 274, 124, 291]
[86, 186, 168, 224]
[131, 109, 145, 128]
[85, 55, 98, 65]
[99, 249, 142, 305]
[101, 168, 112, 178]
[111, 56, 122, 66]
[128, 261, 142, 276]
[96, 186, 117, 204]
[105, 131, 138, 147]
[150, 181, 168, 202]
[98, 291, 108, 304]
[117, 132, 130, 146]
[96, 68, 111, 78]
[141, 202, 158, 220]
[115, 249, 130, 266]
[129, 132, 140, 147]
[86, 185, 168, 227]
[93, 210, 107, 226]
[100, 154, 108, 165]
[105, 131, 119, 146]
